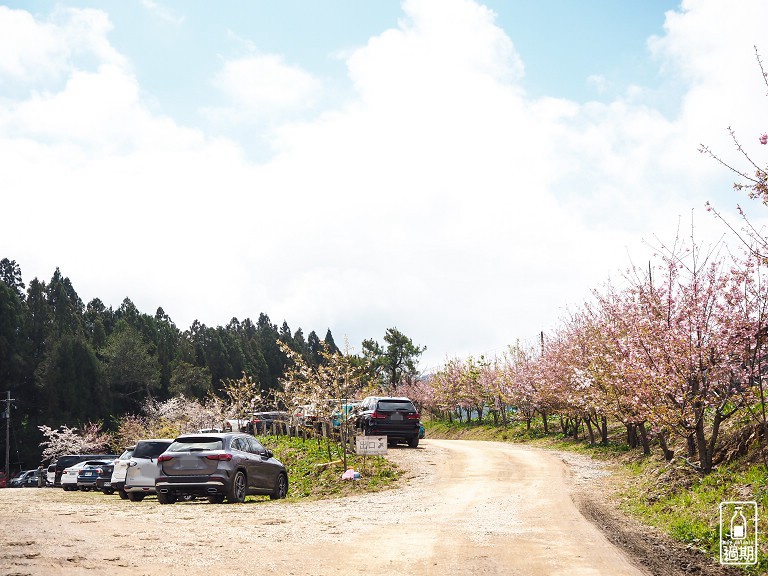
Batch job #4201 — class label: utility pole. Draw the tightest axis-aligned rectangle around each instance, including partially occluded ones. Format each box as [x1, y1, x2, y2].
[3, 391, 15, 479]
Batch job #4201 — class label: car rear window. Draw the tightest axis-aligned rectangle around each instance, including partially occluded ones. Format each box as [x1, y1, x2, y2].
[133, 441, 172, 459]
[376, 400, 416, 412]
[55, 456, 84, 470]
[169, 438, 223, 452]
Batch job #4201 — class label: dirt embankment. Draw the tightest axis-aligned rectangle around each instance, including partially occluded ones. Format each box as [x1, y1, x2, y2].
[1, 440, 736, 576]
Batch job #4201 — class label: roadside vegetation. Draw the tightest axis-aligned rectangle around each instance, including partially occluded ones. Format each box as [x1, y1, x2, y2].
[261, 435, 399, 500]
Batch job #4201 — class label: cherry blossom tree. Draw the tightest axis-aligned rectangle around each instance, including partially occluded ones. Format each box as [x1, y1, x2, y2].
[38, 422, 111, 461]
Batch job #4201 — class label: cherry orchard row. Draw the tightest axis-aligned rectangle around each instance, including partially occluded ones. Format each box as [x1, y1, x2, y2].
[402, 242, 768, 474]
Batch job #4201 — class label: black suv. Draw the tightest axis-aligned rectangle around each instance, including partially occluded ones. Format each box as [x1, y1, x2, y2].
[355, 396, 421, 448]
[155, 433, 288, 504]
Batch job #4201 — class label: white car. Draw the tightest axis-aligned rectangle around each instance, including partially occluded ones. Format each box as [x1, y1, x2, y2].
[61, 460, 110, 491]
[46, 464, 56, 486]
[110, 446, 135, 499]
[124, 439, 173, 502]
[222, 418, 249, 432]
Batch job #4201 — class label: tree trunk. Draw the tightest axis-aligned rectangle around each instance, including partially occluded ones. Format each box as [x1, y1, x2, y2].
[499, 397, 508, 428]
[600, 416, 608, 445]
[638, 422, 651, 456]
[625, 423, 637, 449]
[585, 417, 595, 445]
[696, 409, 725, 474]
[687, 433, 697, 458]
[541, 410, 549, 434]
[658, 429, 674, 461]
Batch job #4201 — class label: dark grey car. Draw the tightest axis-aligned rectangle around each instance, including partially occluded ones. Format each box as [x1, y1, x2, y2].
[155, 433, 288, 504]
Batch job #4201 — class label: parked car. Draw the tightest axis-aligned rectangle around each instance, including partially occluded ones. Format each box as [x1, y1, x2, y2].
[222, 418, 249, 432]
[51, 454, 117, 486]
[61, 460, 111, 491]
[77, 463, 109, 491]
[124, 439, 174, 502]
[110, 446, 135, 499]
[332, 402, 360, 430]
[249, 411, 289, 435]
[9, 469, 37, 487]
[46, 464, 56, 486]
[95, 462, 116, 494]
[0, 470, 6, 488]
[155, 432, 288, 504]
[292, 403, 320, 429]
[354, 396, 421, 447]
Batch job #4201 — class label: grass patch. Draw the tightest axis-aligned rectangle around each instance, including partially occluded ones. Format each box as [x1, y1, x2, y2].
[621, 458, 768, 573]
[257, 435, 400, 500]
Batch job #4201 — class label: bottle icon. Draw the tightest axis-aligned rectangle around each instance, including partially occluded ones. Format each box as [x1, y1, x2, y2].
[731, 506, 747, 540]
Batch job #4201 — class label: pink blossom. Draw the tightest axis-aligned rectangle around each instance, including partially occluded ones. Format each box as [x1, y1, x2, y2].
[760, 133, 768, 145]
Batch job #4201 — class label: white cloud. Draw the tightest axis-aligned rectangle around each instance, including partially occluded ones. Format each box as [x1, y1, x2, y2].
[1, 0, 767, 369]
[140, 0, 185, 26]
[211, 54, 319, 114]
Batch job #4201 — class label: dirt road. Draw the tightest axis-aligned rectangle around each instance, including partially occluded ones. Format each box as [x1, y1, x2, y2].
[1, 440, 647, 575]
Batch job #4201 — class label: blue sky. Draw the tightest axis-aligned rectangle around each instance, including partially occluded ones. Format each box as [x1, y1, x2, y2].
[1, 0, 767, 370]
[6, 1, 680, 120]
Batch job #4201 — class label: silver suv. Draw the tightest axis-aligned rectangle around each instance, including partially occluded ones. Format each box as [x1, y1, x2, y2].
[124, 439, 173, 502]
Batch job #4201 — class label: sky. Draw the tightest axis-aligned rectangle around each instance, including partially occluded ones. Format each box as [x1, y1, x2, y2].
[1, 0, 767, 372]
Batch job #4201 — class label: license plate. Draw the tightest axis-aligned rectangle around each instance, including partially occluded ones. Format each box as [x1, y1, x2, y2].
[103, 482, 111, 487]
[391, 412, 403, 420]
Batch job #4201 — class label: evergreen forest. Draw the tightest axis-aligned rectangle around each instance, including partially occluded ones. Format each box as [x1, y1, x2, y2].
[0, 258, 344, 469]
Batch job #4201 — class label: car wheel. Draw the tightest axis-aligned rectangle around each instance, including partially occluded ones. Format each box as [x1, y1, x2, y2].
[227, 471, 246, 503]
[157, 491, 176, 505]
[407, 436, 419, 448]
[118, 488, 128, 500]
[102, 488, 115, 495]
[127, 492, 145, 502]
[208, 494, 225, 504]
[269, 473, 288, 500]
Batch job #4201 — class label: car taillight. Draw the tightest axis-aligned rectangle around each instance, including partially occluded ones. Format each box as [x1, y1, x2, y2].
[407, 413, 420, 420]
[371, 411, 388, 419]
[205, 453, 232, 461]
[157, 455, 173, 462]
[96, 468, 103, 474]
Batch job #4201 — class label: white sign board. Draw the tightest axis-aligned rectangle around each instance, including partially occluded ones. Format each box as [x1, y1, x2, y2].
[355, 435, 387, 455]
